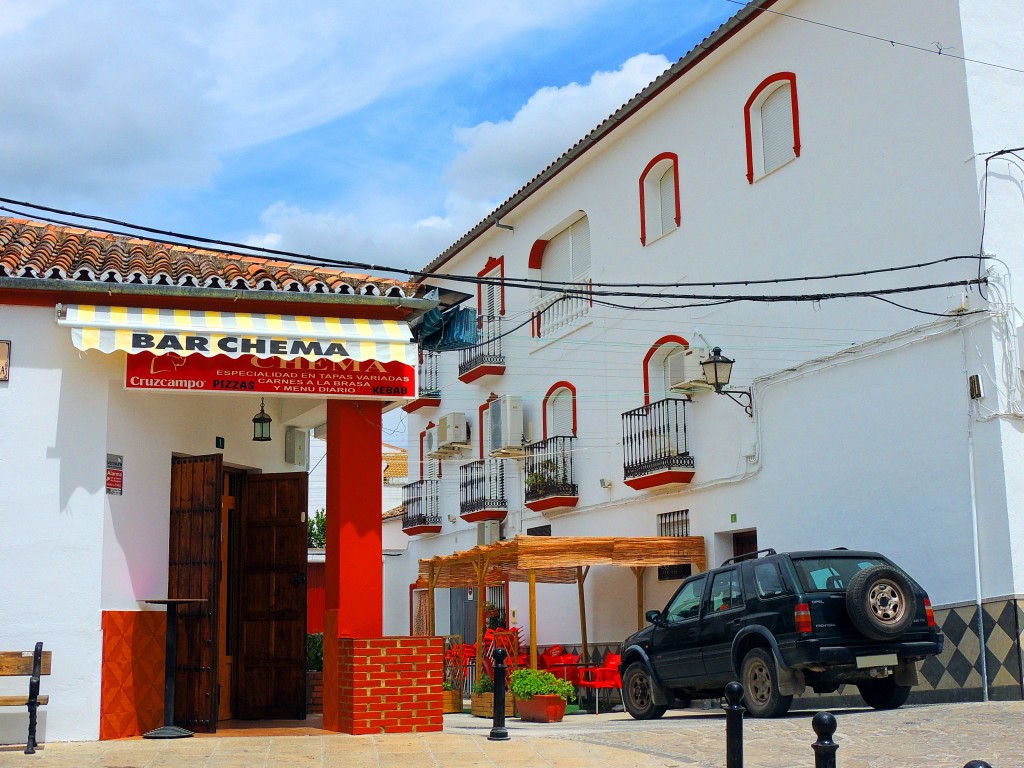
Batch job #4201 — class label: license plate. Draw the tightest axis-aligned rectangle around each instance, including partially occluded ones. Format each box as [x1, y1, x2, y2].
[856, 653, 897, 669]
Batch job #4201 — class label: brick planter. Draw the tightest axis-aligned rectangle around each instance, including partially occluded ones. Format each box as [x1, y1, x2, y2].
[307, 671, 324, 714]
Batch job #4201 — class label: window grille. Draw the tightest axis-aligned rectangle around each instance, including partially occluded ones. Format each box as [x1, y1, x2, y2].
[658, 509, 692, 581]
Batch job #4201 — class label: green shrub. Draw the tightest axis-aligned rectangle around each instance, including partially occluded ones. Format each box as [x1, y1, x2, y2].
[508, 669, 575, 701]
[307, 508, 326, 548]
[472, 672, 494, 694]
[306, 632, 324, 671]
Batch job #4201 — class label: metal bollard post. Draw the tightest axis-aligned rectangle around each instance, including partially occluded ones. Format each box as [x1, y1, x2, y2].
[724, 681, 744, 768]
[488, 647, 510, 741]
[962, 762, 993, 768]
[811, 712, 839, 768]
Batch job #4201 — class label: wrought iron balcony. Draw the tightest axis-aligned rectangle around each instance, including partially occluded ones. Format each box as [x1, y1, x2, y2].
[401, 479, 442, 535]
[621, 398, 696, 491]
[458, 315, 505, 383]
[459, 459, 508, 523]
[524, 435, 579, 513]
[404, 348, 442, 413]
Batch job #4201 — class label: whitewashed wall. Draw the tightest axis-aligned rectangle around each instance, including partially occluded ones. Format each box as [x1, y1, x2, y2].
[0, 303, 305, 744]
[394, 0, 1024, 650]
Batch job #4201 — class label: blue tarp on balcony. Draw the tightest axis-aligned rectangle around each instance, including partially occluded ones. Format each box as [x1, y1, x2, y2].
[417, 306, 478, 351]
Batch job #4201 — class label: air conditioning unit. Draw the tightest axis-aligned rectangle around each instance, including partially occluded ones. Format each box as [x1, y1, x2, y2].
[487, 395, 525, 458]
[668, 346, 714, 393]
[436, 412, 471, 453]
[478, 520, 502, 545]
[424, 425, 441, 459]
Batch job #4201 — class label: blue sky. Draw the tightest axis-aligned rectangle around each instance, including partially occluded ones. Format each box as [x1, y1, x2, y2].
[0, 1, 737, 273]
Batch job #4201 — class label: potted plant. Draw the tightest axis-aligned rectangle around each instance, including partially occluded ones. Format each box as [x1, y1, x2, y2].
[470, 672, 514, 718]
[441, 681, 463, 714]
[509, 668, 576, 723]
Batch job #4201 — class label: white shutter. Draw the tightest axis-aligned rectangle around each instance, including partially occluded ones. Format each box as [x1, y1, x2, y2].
[549, 389, 574, 436]
[761, 83, 794, 174]
[659, 167, 676, 236]
[569, 219, 591, 280]
[542, 228, 572, 285]
[664, 348, 688, 395]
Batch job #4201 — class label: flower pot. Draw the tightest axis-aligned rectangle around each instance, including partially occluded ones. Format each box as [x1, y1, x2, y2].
[515, 694, 567, 723]
[442, 689, 463, 714]
[471, 692, 515, 718]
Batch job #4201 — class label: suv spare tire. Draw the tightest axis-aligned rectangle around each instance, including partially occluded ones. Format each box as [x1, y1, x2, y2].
[846, 564, 916, 640]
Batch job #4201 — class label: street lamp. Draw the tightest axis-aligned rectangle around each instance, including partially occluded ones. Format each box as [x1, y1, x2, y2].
[700, 347, 753, 417]
[252, 398, 272, 441]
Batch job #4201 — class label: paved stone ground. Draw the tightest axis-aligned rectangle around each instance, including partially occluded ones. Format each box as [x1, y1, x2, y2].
[0, 701, 1019, 767]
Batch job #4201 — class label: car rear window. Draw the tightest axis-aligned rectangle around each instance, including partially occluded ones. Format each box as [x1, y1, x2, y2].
[790, 555, 885, 592]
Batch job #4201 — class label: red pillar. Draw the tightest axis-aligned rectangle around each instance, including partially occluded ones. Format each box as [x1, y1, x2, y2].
[324, 399, 383, 636]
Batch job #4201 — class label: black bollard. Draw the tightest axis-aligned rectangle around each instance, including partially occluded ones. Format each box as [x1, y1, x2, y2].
[962, 762, 993, 768]
[724, 681, 744, 768]
[488, 647, 510, 741]
[811, 712, 839, 768]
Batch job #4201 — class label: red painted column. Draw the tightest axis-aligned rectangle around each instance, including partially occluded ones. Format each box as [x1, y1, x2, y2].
[324, 399, 383, 636]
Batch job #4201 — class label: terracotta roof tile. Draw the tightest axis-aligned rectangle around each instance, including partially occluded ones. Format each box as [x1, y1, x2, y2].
[0, 215, 415, 297]
[382, 451, 408, 479]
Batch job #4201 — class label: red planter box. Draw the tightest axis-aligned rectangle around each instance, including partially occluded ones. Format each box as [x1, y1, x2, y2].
[516, 694, 567, 723]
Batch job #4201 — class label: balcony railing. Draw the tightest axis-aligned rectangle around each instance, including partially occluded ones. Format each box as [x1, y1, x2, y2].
[459, 459, 508, 522]
[401, 479, 441, 533]
[419, 348, 441, 398]
[524, 436, 578, 512]
[534, 282, 591, 338]
[621, 398, 695, 489]
[458, 315, 504, 380]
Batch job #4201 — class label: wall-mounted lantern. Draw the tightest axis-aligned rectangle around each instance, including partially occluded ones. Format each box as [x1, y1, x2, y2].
[700, 347, 753, 417]
[252, 398, 272, 441]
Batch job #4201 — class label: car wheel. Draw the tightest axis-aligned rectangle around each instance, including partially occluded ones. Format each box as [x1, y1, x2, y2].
[740, 648, 793, 718]
[621, 662, 669, 720]
[857, 677, 911, 710]
[846, 565, 917, 641]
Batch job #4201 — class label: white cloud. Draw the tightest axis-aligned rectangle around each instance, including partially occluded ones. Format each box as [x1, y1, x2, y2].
[253, 54, 672, 270]
[0, 0, 610, 204]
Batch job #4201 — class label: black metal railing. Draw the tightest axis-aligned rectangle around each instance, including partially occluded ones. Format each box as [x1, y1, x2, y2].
[418, 348, 441, 398]
[621, 397, 694, 480]
[524, 436, 577, 502]
[401, 479, 441, 529]
[460, 459, 507, 516]
[459, 315, 504, 375]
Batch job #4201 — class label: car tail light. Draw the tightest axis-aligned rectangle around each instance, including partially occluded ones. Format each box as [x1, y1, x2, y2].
[924, 598, 936, 627]
[794, 602, 812, 633]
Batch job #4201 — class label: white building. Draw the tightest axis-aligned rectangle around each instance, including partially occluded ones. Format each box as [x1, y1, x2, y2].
[387, 0, 1024, 706]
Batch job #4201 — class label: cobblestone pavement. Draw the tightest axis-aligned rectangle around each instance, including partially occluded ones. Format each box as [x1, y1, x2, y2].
[0, 701, 1019, 768]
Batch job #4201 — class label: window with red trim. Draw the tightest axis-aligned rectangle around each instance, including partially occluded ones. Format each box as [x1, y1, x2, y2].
[744, 73, 801, 183]
[639, 153, 680, 245]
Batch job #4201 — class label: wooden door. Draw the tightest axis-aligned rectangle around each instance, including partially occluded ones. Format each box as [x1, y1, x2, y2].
[236, 472, 308, 719]
[732, 530, 758, 560]
[168, 454, 222, 733]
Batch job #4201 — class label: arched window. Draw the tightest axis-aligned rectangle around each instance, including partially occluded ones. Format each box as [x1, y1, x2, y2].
[744, 72, 800, 183]
[529, 215, 591, 337]
[543, 382, 577, 439]
[642, 335, 706, 404]
[639, 153, 680, 245]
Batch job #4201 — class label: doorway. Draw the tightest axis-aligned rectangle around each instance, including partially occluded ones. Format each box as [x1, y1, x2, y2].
[168, 455, 308, 732]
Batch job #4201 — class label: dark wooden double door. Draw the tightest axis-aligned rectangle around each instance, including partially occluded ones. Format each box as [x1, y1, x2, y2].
[168, 455, 308, 732]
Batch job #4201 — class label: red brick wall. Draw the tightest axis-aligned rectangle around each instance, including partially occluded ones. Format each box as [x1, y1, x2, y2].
[322, 615, 443, 734]
[307, 671, 324, 714]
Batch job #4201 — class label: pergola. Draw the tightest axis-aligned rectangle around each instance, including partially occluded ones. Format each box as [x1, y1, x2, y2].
[416, 535, 707, 671]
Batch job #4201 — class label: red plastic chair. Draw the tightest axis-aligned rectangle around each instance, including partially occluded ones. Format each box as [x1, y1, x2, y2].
[578, 653, 622, 713]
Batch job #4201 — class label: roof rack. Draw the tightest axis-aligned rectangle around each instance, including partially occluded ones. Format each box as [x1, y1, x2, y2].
[720, 547, 776, 566]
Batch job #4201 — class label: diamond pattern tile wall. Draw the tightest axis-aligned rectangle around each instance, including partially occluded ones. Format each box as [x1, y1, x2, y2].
[100, 610, 166, 740]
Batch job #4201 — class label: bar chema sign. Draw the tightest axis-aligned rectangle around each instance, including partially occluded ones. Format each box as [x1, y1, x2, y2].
[129, 331, 354, 358]
[126, 352, 416, 399]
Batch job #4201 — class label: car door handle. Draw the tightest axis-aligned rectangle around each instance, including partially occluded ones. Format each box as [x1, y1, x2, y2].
[727, 619, 743, 628]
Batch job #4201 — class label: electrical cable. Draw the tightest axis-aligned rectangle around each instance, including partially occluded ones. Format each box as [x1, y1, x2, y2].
[721, 0, 1024, 74]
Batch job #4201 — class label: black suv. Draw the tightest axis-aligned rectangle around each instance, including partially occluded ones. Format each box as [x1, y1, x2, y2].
[620, 548, 943, 718]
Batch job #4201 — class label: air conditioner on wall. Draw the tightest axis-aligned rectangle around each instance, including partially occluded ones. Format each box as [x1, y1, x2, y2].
[436, 412, 471, 453]
[424, 425, 441, 458]
[668, 346, 714, 393]
[487, 395, 525, 458]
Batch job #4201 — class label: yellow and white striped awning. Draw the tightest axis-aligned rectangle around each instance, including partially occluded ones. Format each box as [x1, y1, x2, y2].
[56, 304, 415, 364]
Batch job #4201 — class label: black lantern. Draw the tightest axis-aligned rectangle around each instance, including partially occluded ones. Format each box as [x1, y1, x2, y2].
[700, 347, 753, 417]
[252, 398, 272, 441]
[701, 347, 735, 392]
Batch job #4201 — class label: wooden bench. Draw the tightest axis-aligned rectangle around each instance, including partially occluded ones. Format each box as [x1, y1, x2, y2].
[0, 643, 51, 754]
